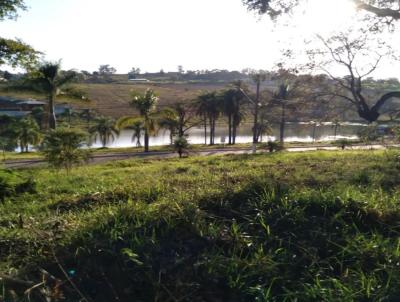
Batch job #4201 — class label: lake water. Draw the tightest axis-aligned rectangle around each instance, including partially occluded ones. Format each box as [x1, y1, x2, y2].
[91, 122, 365, 148]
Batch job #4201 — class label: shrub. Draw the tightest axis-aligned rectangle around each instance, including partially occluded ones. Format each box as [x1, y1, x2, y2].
[41, 128, 91, 173]
[265, 141, 284, 153]
[174, 136, 190, 158]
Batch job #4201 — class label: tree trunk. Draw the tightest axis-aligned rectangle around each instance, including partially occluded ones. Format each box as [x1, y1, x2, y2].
[204, 115, 207, 145]
[144, 129, 149, 152]
[280, 103, 285, 144]
[228, 114, 232, 145]
[209, 117, 214, 145]
[312, 123, 317, 142]
[253, 81, 260, 144]
[49, 91, 57, 129]
[232, 124, 237, 145]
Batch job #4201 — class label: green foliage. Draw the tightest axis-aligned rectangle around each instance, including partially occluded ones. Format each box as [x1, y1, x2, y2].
[41, 127, 91, 172]
[0, 170, 36, 202]
[0, 114, 18, 152]
[173, 135, 189, 158]
[264, 140, 284, 152]
[89, 117, 120, 148]
[30, 61, 77, 129]
[0, 37, 38, 68]
[0, 0, 26, 20]
[13, 116, 42, 152]
[3, 151, 400, 300]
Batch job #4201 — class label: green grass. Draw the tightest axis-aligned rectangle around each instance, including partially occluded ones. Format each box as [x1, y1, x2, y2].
[1, 150, 400, 301]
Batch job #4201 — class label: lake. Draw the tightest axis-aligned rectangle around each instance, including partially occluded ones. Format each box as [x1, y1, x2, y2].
[90, 122, 365, 148]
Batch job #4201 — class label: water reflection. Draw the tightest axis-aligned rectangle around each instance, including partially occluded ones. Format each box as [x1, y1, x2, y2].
[91, 122, 364, 148]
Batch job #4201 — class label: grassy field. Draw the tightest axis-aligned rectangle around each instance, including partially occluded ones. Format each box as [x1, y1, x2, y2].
[0, 82, 228, 117]
[1, 150, 400, 301]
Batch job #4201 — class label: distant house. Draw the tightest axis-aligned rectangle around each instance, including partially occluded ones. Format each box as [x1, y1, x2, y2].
[0, 96, 70, 118]
[129, 78, 150, 82]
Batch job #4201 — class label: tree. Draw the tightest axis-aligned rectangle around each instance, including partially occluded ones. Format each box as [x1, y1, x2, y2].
[128, 67, 141, 79]
[98, 65, 116, 75]
[41, 128, 91, 173]
[128, 120, 144, 147]
[0, 115, 18, 154]
[118, 89, 165, 152]
[14, 116, 42, 152]
[0, 1, 38, 68]
[32, 62, 77, 129]
[307, 32, 400, 123]
[158, 113, 179, 145]
[272, 83, 292, 143]
[242, 0, 400, 21]
[222, 86, 245, 145]
[174, 136, 190, 158]
[89, 117, 120, 148]
[195, 91, 222, 145]
[250, 71, 268, 143]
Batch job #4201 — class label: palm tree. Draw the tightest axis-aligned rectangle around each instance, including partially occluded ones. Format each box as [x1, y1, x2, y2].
[89, 117, 120, 148]
[223, 86, 245, 145]
[118, 89, 170, 152]
[33, 61, 77, 129]
[14, 116, 42, 153]
[158, 112, 179, 145]
[272, 83, 291, 144]
[195, 93, 210, 145]
[251, 72, 267, 143]
[128, 120, 144, 147]
[195, 91, 222, 145]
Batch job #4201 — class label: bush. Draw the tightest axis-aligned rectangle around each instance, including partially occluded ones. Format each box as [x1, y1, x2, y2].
[264, 141, 284, 153]
[174, 136, 190, 158]
[41, 128, 91, 173]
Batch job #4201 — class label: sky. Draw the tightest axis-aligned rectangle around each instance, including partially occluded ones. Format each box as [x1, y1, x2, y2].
[1, 0, 400, 78]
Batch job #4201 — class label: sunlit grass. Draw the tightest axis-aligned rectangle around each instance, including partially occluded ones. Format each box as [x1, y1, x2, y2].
[1, 150, 400, 300]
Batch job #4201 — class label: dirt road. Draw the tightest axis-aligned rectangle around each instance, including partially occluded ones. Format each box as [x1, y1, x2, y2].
[3, 144, 398, 169]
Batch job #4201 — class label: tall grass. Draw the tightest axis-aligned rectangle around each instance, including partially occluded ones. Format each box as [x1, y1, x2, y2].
[1, 150, 400, 301]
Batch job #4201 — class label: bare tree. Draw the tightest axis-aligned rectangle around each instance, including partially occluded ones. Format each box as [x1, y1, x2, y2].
[306, 31, 400, 123]
[243, 0, 400, 21]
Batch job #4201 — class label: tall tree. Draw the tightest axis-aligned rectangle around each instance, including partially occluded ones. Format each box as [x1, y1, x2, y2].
[243, 0, 400, 21]
[222, 86, 245, 145]
[195, 91, 222, 145]
[307, 32, 400, 123]
[117, 89, 171, 152]
[14, 116, 42, 152]
[250, 71, 268, 143]
[0, 1, 38, 68]
[32, 62, 77, 129]
[272, 83, 292, 143]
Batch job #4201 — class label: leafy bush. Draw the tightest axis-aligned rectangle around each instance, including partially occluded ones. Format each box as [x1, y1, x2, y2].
[41, 127, 91, 173]
[174, 136, 189, 158]
[264, 141, 284, 152]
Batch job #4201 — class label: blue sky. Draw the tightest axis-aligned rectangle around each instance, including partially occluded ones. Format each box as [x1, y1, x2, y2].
[1, 0, 399, 79]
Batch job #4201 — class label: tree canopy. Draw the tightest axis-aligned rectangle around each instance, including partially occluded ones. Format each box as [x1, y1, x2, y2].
[0, 0, 26, 20]
[243, 0, 400, 21]
[0, 0, 38, 68]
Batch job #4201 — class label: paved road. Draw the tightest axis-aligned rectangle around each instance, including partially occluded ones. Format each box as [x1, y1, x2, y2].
[2, 144, 398, 169]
